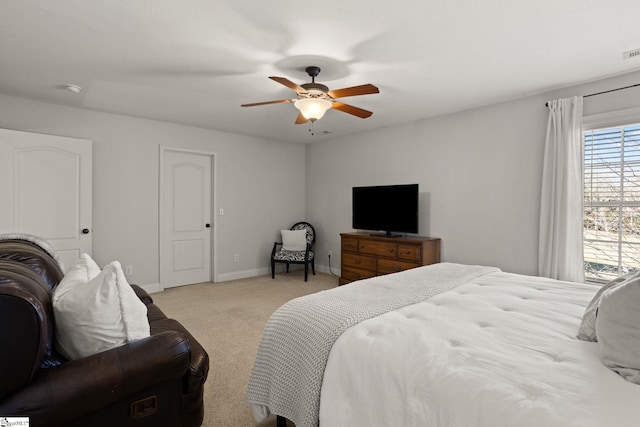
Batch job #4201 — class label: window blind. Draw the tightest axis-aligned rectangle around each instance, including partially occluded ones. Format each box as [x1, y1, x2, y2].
[584, 124, 640, 281]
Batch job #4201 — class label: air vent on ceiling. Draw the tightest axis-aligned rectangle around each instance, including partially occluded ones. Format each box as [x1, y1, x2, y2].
[623, 48, 640, 60]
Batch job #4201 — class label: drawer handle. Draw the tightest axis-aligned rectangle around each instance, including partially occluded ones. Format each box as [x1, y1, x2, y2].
[355, 258, 362, 264]
[405, 250, 411, 255]
[394, 266, 401, 271]
[389, 249, 395, 253]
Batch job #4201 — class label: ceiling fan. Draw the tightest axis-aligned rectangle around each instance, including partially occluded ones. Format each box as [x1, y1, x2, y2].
[241, 66, 379, 124]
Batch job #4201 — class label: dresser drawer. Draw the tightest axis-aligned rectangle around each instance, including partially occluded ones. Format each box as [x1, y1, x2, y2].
[359, 240, 398, 258]
[377, 258, 419, 274]
[342, 237, 359, 253]
[398, 244, 421, 261]
[342, 252, 376, 271]
[341, 266, 376, 282]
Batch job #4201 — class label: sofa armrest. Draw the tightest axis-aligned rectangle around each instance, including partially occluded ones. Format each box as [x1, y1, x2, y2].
[0, 331, 191, 425]
[150, 318, 209, 392]
[130, 284, 153, 305]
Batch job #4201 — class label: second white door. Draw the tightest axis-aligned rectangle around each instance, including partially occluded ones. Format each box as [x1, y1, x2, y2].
[0, 128, 92, 271]
[161, 150, 212, 288]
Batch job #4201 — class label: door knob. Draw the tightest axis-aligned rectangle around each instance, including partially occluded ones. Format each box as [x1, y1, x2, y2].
[205, 223, 211, 228]
[82, 228, 90, 234]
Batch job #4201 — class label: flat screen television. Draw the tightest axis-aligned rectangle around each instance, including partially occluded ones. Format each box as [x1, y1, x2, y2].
[352, 184, 419, 237]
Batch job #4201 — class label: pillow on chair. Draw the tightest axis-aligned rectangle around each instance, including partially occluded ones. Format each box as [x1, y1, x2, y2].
[281, 229, 307, 251]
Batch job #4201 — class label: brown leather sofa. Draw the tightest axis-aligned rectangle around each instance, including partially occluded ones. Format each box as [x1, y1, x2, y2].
[0, 237, 209, 427]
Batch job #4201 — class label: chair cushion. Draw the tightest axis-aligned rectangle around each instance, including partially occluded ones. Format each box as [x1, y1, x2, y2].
[281, 229, 308, 251]
[273, 249, 314, 262]
[291, 222, 314, 245]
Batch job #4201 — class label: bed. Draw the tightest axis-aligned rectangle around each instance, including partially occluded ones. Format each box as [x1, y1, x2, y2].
[246, 263, 640, 427]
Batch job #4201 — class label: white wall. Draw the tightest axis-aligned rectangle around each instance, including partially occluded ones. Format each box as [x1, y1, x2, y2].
[2, 68, 639, 285]
[0, 94, 306, 286]
[307, 69, 640, 276]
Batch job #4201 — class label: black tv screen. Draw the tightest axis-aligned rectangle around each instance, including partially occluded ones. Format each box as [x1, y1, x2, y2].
[352, 184, 419, 236]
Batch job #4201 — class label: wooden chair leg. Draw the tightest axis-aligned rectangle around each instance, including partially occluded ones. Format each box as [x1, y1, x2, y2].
[276, 415, 287, 427]
[312, 258, 316, 275]
[304, 262, 308, 282]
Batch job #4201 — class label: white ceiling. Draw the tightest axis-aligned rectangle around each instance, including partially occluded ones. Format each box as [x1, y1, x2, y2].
[1, 1, 640, 143]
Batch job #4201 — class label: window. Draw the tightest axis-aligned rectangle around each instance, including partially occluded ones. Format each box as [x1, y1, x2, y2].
[583, 123, 640, 282]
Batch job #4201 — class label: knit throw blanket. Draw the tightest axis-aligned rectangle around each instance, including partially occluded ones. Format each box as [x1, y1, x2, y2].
[246, 263, 500, 427]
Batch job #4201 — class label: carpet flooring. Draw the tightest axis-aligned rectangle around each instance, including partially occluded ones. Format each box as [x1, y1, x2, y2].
[151, 270, 339, 427]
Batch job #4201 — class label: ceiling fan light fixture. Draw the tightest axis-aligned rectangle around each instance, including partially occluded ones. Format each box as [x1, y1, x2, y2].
[242, 66, 377, 125]
[294, 98, 332, 122]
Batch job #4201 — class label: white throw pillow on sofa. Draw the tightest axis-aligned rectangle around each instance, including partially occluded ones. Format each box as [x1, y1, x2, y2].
[84, 253, 101, 279]
[54, 253, 101, 293]
[281, 229, 307, 251]
[53, 259, 149, 360]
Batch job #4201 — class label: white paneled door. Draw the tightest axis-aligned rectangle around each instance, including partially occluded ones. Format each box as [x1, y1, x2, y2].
[161, 149, 212, 288]
[0, 128, 92, 271]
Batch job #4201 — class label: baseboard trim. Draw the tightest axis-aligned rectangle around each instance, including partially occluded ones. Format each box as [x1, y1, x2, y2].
[216, 265, 340, 283]
[216, 267, 269, 283]
[145, 265, 341, 291]
[315, 264, 340, 277]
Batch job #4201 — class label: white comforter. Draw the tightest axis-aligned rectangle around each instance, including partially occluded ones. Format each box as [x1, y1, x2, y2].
[248, 263, 498, 427]
[319, 269, 640, 426]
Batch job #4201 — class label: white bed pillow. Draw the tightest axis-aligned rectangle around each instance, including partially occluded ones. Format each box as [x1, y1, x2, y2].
[596, 275, 640, 384]
[53, 260, 149, 360]
[577, 274, 631, 341]
[84, 253, 101, 278]
[53, 253, 101, 296]
[281, 229, 307, 251]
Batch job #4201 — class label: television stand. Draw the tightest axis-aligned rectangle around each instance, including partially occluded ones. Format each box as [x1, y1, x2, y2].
[339, 232, 441, 285]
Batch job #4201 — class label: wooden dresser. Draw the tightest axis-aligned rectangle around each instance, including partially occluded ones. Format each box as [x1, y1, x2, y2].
[339, 232, 441, 285]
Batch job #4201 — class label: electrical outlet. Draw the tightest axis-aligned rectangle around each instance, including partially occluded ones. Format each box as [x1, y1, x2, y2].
[234, 254, 239, 262]
[328, 250, 333, 258]
[125, 265, 133, 275]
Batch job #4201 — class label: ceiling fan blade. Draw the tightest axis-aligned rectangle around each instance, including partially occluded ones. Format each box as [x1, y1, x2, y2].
[328, 84, 379, 99]
[332, 102, 373, 118]
[295, 112, 309, 124]
[241, 99, 292, 107]
[269, 76, 308, 93]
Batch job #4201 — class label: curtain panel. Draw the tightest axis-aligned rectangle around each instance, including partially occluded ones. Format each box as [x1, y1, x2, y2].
[538, 96, 585, 282]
